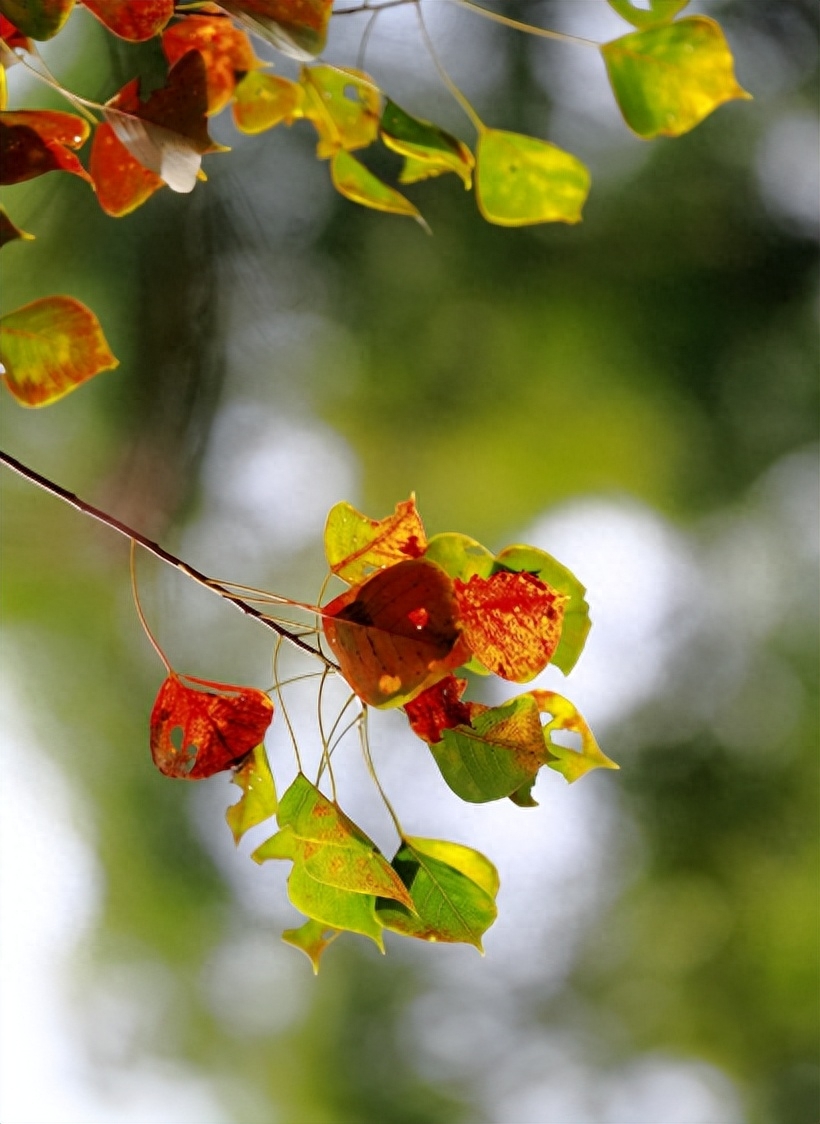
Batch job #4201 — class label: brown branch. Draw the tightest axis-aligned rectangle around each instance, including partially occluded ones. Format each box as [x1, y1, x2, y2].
[0, 449, 335, 667]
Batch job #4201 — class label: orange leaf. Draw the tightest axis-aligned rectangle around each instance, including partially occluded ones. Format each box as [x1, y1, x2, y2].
[163, 14, 262, 115]
[325, 496, 427, 585]
[150, 674, 274, 779]
[0, 296, 118, 406]
[89, 79, 163, 216]
[0, 14, 32, 50]
[0, 110, 92, 185]
[454, 571, 566, 682]
[323, 559, 461, 708]
[404, 675, 471, 744]
[80, 0, 173, 41]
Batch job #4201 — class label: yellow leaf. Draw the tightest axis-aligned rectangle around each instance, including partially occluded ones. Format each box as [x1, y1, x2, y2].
[476, 129, 590, 226]
[331, 150, 427, 229]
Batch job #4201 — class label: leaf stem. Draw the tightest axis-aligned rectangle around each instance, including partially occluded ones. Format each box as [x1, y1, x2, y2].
[415, 1, 484, 135]
[359, 708, 404, 840]
[452, 0, 599, 48]
[0, 450, 336, 668]
[129, 539, 172, 674]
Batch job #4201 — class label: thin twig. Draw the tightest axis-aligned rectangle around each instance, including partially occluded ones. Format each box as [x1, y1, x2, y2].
[415, 2, 483, 134]
[0, 450, 336, 667]
[452, 0, 599, 48]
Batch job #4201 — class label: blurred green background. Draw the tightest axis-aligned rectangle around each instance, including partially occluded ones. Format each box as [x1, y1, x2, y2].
[1, 2, 817, 1122]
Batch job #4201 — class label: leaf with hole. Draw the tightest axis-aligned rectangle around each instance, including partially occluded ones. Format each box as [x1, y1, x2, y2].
[301, 65, 381, 158]
[530, 690, 619, 781]
[476, 128, 590, 226]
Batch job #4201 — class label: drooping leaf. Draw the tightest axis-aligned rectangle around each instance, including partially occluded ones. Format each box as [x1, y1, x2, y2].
[282, 918, 340, 974]
[475, 128, 590, 226]
[0, 0, 73, 40]
[162, 13, 262, 114]
[454, 570, 566, 682]
[325, 495, 427, 585]
[89, 79, 164, 216]
[323, 558, 462, 708]
[331, 151, 426, 226]
[0, 296, 118, 406]
[80, 0, 172, 41]
[429, 693, 549, 803]
[301, 65, 381, 158]
[225, 742, 277, 844]
[0, 204, 34, 247]
[0, 110, 91, 185]
[404, 675, 471, 745]
[380, 98, 474, 188]
[376, 837, 498, 950]
[221, 0, 333, 61]
[494, 545, 590, 675]
[602, 16, 751, 139]
[149, 673, 273, 779]
[232, 70, 303, 134]
[607, 0, 689, 29]
[530, 690, 619, 781]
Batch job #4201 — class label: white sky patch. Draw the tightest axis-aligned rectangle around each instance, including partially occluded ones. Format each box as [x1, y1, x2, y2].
[755, 111, 820, 240]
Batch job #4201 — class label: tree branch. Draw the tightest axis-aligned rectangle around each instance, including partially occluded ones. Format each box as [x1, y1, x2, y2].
[0, 449, 335, 667]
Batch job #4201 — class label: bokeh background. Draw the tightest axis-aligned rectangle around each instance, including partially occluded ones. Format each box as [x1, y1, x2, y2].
[1, 2, 818, 1122]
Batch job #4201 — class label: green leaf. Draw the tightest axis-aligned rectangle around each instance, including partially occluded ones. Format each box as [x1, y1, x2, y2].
[601, 16, 752, 139]
[225, 743, 277, 844]
[221, 0, 333, 61]
[380, 99, 474, 188]
[0, 296, 118, 407]
[0, 0, 74, 40]
[376, 838, 498, 950]
[530, 690, 620, 781]
[232, 71, 303, 135]
[423, 532, 495, 583]
[286, 863, 385, 948]
[494, 545, 591, 674]
[607, 0, 689, 30]
[301, 65, 381, 158]
[475, 128, 590, 226]
[282, 919, 340, 974]
[331, 151, 427, 228]
[325, 495, 426, 585]
[0, 205, 34, 249]
[430, 694, 548, 803]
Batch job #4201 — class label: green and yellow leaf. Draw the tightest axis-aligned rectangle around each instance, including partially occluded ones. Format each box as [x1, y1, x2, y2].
[380, 99, 474, 188]
[476, 128, 590, 226]
[607, 0, 689, 30]
[226, 743, 278, 844]
[232, 71, 303, 134]
[331, 150, 426, 227]
[301, 65, 381, 158]
[325, 495, 427, 584]
[530, 690, 619, 781]
[282, 918, 340, 974]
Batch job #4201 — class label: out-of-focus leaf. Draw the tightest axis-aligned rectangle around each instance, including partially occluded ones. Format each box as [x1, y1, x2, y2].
[323, 558, 461, 708]
[149, 674, 273, 779]
[89, 78, 164, 216]
[221, 0, 332, 61]
[429, 694, 549, 803]
[376, 837, 498, 949]
[404, 675, 471, 745]
[0, 12, 32, 50]
[282, 918, 340, 974]
[0, 0, 73, 40]
[607, 0, 689, 29]
[0, 204, 34, 247]
[0, 296, 118, 406]
[232, 70, 302, 133]
[225, 743, 277, 844]
[494, 545, 590, 675]
[0, 110, 91, 185]
[454, 570, 566, 682]
[80, 0, 172, 41]
[380, 98, 473, 188]
[301, 65, 381, 158]
[163, 13, 262, 114]
[325, 495, 427, 585]
[602, 16, 751, 139]
[476, 128, 590, 226]
[331, 151, 425, 225]
[530, 690, 619, 781]
[423, 532, 494, 583]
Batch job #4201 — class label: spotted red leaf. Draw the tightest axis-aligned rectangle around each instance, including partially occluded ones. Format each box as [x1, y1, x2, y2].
[454, 570, 566, 681]
[0, 110, 91, 185]
[162, 13, 262, 114]
[149, 674, 274, 779]
[89, 79, 164, 216]
[80, 0, 173, 41]
[404, 675, 471, 744]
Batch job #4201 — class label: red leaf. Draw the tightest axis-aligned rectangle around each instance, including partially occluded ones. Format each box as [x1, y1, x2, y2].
[454, 570, 566, 681]
[162, 14, 262, 115]
[323, 559, 462, 708]
[0, 14, 32, 49]
[80, 0, 173, 41]
[0, 110, 92, 185]
[149, 674, 274, 779]
[404, 675, 471, 744]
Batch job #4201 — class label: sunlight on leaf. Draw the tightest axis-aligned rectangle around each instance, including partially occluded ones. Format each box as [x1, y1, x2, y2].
[607, 0, 689, 30]
[0, 204, 33, 247]
[302, 65, 381, 158]
[81, 0, 172, 41]
[232, 70, 303, 134]
[602, 16, 751, 139]
[0, 110, 91, 185]
[404, 676, 471, 746]
[149, 674, 273, 779]
[530, 690, 619, 781]
[476, 128, 590, 226]
[221, 0, 333, 61]
[423, 532, 495, 583]
[282, 919, 340, 974]
[0, 0, 73, 40]
[332, 151, 427, 226]
[0, 296, 118, 406]
[323, 558, 461, 708]
[380, 99, 474, 188]
[163, 13, 262, 114]
[225, 743, 278, 844]
[325, 495, 427, 585]
[376, 837, 498, 949]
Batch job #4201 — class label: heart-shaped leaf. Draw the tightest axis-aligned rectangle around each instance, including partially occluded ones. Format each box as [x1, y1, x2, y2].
[476, 128, 590, 226]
